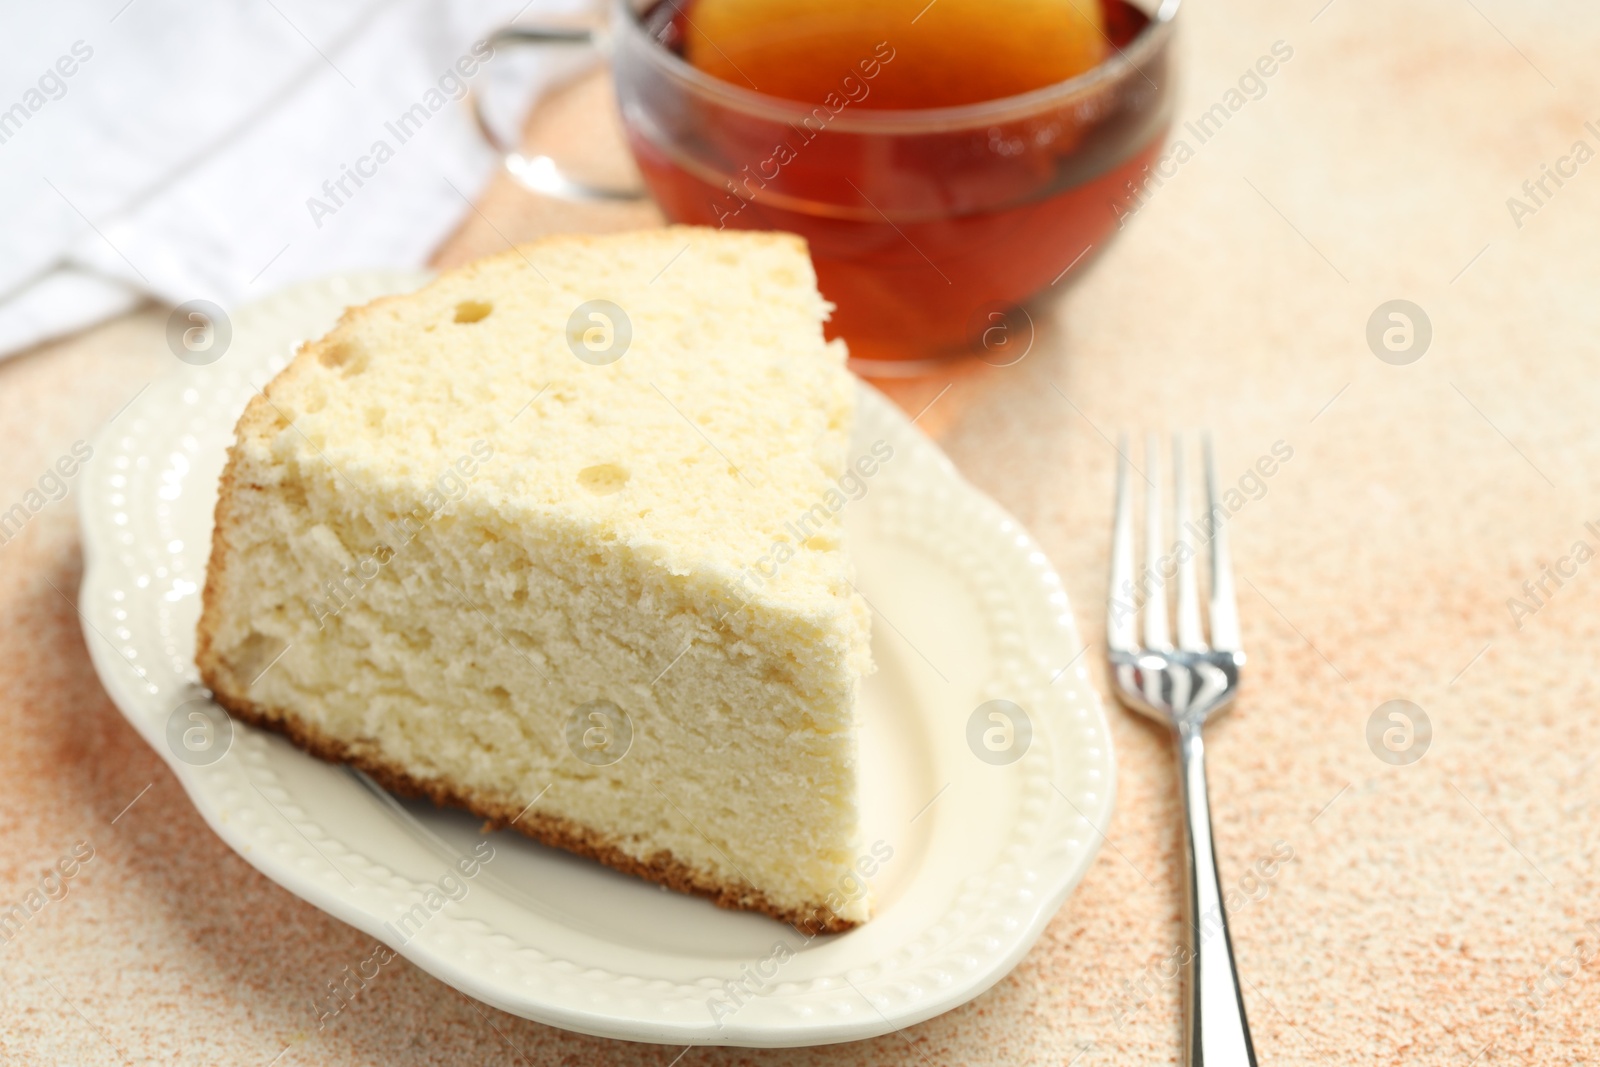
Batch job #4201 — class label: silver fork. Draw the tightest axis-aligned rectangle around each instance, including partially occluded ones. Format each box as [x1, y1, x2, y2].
[1108, 433, 1258, 1067]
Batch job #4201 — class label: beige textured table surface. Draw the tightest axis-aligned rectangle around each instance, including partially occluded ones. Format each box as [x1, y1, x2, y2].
[5, 1, 1600, 1063]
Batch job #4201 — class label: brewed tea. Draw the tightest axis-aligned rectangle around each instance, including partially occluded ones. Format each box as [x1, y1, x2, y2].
[627, 0, 1170, 361]
[679, 0, 1109, 109]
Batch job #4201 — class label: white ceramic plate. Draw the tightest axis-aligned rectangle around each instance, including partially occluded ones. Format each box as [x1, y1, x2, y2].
[77, 272, 1115, 1048]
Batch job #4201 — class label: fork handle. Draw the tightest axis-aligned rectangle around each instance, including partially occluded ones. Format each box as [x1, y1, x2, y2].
[1176, 724, 1259, 1067]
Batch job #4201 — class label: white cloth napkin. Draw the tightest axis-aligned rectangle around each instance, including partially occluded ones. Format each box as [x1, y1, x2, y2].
[0, 0, 591, 359]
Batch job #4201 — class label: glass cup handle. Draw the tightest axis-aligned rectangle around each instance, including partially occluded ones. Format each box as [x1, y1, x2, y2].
[468, 25, 647, 202]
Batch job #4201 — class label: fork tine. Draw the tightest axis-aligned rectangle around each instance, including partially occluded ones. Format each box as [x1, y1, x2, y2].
[1142, 433, 1171, 649]
[1204, 433, 1242, 651]
[1173, 433, 1206, 651]
[1108, 435, 1137, 652]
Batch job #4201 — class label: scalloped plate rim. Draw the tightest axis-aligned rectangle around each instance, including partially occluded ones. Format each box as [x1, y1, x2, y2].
[76, 270, 1116, 1047]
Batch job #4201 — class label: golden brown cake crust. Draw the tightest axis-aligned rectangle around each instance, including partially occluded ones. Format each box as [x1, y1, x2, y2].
[197, 680, 858, 936]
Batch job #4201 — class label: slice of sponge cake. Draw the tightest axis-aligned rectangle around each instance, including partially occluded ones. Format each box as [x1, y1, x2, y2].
[196, 227, 874, 930]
